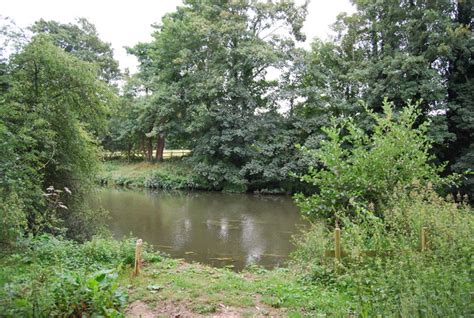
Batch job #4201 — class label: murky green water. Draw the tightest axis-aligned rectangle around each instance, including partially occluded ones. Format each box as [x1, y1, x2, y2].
[98, 188, 305, 270]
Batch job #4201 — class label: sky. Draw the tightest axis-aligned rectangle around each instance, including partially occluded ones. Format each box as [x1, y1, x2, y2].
[1, 0, 354, 73]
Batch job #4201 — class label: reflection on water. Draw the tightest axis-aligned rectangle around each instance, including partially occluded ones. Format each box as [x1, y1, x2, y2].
[97, 188, 305, 270]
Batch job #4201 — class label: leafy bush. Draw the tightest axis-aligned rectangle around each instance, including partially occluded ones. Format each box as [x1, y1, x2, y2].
[292, 101, 472, 315]
[0, 235, 164, 317]
[145, 170, 193, 190]
[1, 268, 126, 317]
[295, 100, 455, 220]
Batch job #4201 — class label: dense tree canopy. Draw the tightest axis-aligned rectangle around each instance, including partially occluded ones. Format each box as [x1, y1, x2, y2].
[325, 0, 473, 195]
[1, 34, 116, 242]
[99, 0, 474, 197]
[120, 0, 309, 191]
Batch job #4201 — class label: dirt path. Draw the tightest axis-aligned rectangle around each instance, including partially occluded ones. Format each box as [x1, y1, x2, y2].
[126, 298, 285, 317]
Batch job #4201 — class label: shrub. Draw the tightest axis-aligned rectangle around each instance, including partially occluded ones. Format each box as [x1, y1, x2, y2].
[1, 266, 126, 317]
[292, 101, 471, 315]
[144, 169, 210, 190]
[294, 100, 456, 220]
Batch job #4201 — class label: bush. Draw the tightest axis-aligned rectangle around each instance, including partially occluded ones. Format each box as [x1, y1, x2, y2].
[294, 100, 456, 220]
[292, 101, 472, 316]
[1, 268, 126, 317]
[144, 169, 210, 190]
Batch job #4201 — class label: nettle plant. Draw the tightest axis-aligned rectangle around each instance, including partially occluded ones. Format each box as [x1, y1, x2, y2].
[295, 100, 456, 220]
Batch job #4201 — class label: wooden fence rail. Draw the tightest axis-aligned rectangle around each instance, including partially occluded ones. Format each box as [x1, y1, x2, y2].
[325, 225, 429, 263]
[102, 149, 191, 160]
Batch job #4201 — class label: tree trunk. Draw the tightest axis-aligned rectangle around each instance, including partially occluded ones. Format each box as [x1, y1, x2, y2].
[127, 143, 132, 162]
[155, 134, 165, 162]
[146, 138, 153, 162]
[141, 136, 146, 159]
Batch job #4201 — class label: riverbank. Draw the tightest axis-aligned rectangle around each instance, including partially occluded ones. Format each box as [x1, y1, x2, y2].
[99, 160, 296, 194]
[0, 235, 346, 317]
[99, 160, 210, 190]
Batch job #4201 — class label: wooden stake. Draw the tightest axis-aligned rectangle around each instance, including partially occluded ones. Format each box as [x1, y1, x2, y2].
[421, 227, 427, 252]
[134, 239, 143, 276]
[335, 226, 341, 262]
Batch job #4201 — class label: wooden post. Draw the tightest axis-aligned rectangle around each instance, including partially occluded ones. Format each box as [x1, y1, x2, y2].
[421, 227, 427, 252]
[134, 239, 143, 276]
[335, 225, 341, 262]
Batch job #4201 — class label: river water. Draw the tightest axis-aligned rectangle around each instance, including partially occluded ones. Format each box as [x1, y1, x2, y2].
[98, 188, 305, 270]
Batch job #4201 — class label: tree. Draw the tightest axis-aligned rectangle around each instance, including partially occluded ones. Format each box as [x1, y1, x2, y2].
[1, 35, 116, 240]
[131, 0, 308, 190]
[30, 18, 121, 83]
[301, 0, 473, 198]
[443, 0, 474, 197]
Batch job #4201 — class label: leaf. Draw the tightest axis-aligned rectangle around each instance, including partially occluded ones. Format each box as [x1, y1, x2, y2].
[147, 284, 162, 291]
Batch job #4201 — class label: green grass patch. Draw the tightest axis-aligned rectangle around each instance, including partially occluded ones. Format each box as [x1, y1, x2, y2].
[99, 159, 210, 190]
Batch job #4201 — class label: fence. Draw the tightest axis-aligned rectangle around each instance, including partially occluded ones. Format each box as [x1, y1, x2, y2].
[325, 225, 429, 262]
[102, 149, 191, 160]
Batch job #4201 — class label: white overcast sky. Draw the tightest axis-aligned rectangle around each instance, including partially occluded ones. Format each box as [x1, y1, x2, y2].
[1, 0, 354, 73]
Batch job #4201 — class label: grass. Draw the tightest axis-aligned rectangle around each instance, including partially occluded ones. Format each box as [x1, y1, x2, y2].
[0, 235, 350, 317]
[122, 258, 350, 317]
[99, 159, 199, 188]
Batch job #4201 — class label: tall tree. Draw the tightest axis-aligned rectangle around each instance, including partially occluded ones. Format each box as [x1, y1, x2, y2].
[1, 35, 116, 240]
[131, 0, 307, 190]
[443, 0, 474, 196]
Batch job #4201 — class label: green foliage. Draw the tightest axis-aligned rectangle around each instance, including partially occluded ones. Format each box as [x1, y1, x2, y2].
[126, 0, 308, 190]
[144, 169, 207, 190]
[1, 269, 126, 317]
[311, 0, 474, 198]
[102, 0, 473, 196]
[0, 235, 166, 316]
[293, 187, 473, 316]
[30, 18, 121, 83]
[295, 100, 454, 220]
[0, 34, 116, 241]
[0, 235, 143, 316]
[292, 99, 471, 315]
[0, 191, 26, 245]
[100, 160, 210, 190]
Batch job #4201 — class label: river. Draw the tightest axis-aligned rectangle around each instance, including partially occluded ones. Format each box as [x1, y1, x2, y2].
[98, 188, 306, 270]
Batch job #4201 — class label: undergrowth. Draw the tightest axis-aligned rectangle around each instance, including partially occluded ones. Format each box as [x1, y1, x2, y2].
[0, 235, 162, 317]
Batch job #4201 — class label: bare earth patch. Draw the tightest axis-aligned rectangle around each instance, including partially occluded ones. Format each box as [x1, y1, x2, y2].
[126, 297, 285, 317]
